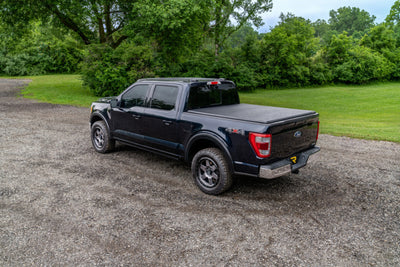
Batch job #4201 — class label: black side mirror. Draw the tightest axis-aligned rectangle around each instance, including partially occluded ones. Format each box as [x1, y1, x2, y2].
[110, 98, 119, 108]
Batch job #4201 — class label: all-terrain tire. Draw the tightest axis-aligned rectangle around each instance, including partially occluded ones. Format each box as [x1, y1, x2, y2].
[91, 121, 115, 153]
[191, 148, 233, 195]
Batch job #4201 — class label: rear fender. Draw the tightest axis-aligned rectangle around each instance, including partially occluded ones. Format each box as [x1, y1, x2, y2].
[185, 132, 233, 171]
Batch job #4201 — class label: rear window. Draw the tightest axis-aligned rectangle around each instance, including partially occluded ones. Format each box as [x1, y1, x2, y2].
[187, 82, 239, 109]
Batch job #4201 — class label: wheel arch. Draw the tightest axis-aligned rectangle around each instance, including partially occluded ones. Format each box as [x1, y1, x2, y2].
[185, 132, 233, 172]
[90, 112, 111, 133]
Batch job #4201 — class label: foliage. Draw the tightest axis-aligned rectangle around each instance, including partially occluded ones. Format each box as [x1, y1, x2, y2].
[2, 2, 400, 92]
[386, 0, 400, 26]
[0, 22, 83, 76]
[130, 0, 211, 63]
[210, 0, 273, 56]
[329, 6, 376, 36]
[360, 25, 396, 52]
[0, 0, 134, 48]
[80, 43, 154, 96]
[259, 14, 320, 87]
[333, 46, 393, 84]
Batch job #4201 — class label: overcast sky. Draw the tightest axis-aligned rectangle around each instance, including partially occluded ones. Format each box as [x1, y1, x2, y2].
[259, 0, 395, 32]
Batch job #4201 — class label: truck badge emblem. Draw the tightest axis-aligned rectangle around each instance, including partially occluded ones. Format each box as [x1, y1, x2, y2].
[294, 131, 302, 138]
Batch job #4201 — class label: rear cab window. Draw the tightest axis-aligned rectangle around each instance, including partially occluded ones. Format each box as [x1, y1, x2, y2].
[186, 81, 239, 110]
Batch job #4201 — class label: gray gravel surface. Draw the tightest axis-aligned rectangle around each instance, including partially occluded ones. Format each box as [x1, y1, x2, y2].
[1, 79, 399, 266]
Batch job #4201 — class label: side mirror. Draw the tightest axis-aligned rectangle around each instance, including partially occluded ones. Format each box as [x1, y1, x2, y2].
[110, 98, 119, 108]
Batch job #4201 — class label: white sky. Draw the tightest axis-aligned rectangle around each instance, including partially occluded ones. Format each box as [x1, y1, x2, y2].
[259, 0, 395, 32]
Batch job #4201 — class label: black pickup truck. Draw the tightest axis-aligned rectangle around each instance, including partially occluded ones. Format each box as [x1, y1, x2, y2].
[90, 78, 320, 195]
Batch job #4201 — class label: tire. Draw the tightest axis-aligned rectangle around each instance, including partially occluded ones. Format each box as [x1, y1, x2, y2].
[191, 148, 233, 195]
[91, 121, 115, 153]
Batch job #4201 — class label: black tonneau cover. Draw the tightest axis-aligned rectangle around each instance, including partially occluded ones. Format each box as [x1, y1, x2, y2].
[188, 104, 317, 124]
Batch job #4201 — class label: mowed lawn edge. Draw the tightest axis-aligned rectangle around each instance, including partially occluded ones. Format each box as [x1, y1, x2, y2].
[17, 74, 98, 107]
[3, 75, 399, 143]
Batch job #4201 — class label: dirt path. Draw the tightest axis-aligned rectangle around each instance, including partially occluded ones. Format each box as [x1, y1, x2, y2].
[1, 79, 399, 266]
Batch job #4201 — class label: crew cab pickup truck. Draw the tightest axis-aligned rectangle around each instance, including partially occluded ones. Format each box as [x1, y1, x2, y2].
[90, 78, 320, 195]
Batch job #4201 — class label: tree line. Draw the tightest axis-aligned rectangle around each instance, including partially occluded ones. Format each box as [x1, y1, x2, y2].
[1, 1, 400, 96]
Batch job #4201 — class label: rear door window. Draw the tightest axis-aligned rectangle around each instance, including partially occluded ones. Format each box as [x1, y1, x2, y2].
[150, 85, 179, 111]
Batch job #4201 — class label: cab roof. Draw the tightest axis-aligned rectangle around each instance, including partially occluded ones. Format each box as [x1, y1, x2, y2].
[137, 77, 227, 84]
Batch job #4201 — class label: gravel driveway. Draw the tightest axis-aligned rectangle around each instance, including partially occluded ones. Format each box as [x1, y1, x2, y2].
[1, 79, 399, 266]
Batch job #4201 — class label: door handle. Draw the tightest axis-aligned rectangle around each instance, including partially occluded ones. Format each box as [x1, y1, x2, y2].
[163, 120, 172, 126]
[133, 115, 141, 119]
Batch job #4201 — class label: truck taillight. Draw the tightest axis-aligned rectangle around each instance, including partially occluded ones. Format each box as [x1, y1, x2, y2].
[249, 133, 272, 158]
[316, 121, 320, 141]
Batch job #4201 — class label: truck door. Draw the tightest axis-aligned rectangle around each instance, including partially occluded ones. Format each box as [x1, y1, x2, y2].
[111, 84, 150, 145]
[140, 84, 181, 156]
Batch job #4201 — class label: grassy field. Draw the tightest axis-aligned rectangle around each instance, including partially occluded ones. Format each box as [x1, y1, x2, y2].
[240, 84, 400, 142]
[19, 74, 98, 107]
[4, 75, 399, 142]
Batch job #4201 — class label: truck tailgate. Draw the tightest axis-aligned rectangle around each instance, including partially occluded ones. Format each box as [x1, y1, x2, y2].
[269, 116, 319, 159]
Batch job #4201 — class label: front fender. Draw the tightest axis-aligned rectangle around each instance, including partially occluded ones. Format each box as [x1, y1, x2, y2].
[90, 111, 111, 134]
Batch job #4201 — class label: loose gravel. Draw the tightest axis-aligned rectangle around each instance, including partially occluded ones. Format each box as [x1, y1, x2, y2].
[0, 79, 399, 266]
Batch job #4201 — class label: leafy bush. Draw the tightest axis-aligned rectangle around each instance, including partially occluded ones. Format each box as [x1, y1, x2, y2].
[80, 43, 154, 96]
[259, 14, 321, 88]
[175, 50, 259, 91]
[0, 41, 83, 76]
[333, 46, 393, 84]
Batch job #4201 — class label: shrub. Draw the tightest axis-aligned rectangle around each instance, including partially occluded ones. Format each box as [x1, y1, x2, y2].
[333, 46, 393, 84]
[80, 43, 154, 97]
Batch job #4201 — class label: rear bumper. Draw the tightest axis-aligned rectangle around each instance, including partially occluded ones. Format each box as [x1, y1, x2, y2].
[258, 146, 320, 179]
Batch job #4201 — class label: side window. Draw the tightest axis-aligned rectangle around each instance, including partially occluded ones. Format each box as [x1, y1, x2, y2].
[150, 85, 179, 111]
[120, 84, 150, 108]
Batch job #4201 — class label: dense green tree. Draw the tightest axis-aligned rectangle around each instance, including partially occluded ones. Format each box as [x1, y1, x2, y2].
[325, 33, 353, 66]
[385, 0, 400, 48]
[0, 22, 83, 75]
[360, 25, 396, 52]
[333, 46, 393, 84]
[224, 23, 261, 48]
[312, 19, 330, 38]
[129, 0, 211, 63]
[329, 6, 376, 36]
[386, 0, 400, 26]
[210, 0, 272, 56]
[324, 33, 393, 83]
[80, 42, 154, 96]
[361, 24, 400, 79]
[0, 0, 134, 48]
[260, 14, 319, 87]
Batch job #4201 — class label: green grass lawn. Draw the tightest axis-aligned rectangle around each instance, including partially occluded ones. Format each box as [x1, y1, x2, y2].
[19, 74, 98, 107]
[240, 83, 400, 143]
[3, 75, 399, 142]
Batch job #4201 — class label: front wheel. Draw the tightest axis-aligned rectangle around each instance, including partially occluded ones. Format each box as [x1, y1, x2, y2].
[91, 121, 115, 153]
[191, 148, 233, 195]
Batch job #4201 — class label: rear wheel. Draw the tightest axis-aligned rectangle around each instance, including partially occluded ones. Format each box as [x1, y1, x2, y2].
[191, 148, 233, 195]
[91, 121, 115, 153]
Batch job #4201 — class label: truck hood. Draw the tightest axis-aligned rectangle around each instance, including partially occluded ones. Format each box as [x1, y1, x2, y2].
[189, 104, 317, 124]
[95, 96, 115, 104]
